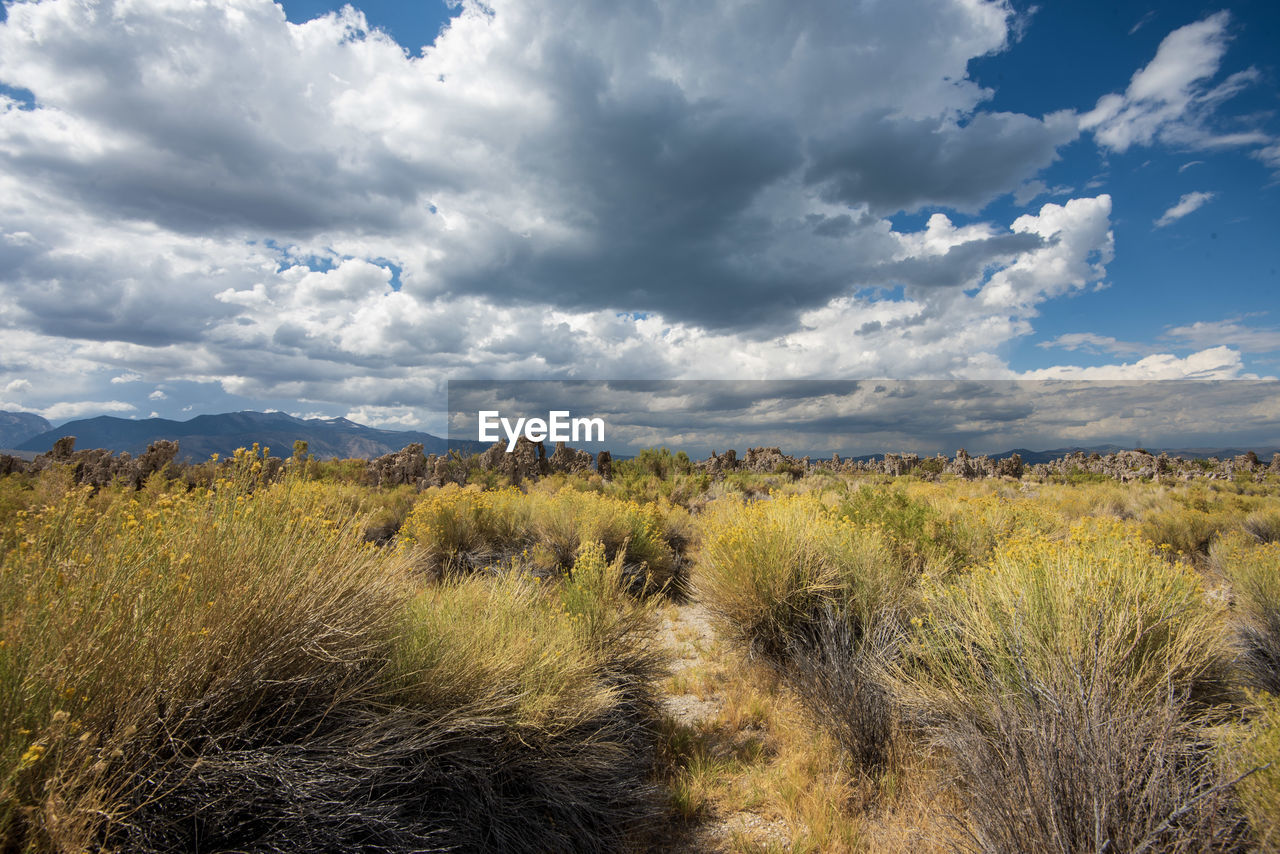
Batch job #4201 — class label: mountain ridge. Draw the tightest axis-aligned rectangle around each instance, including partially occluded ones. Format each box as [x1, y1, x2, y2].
[14, 410, 475, 462]
[8, 410, 1276, 466]
[0, 410, 53, 448]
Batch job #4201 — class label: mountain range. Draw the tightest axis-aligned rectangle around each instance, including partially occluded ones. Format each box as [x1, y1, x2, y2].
[0, 410, 53, 449]
[843, 444, 1278, 465]
[11, 411, 473, 462]
[3, 410, 1275, 465]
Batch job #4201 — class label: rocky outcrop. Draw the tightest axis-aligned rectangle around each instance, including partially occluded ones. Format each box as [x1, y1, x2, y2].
[368, 443, 431, 487]
[1027, 448, 1274, 482]
[549, 441, 594, 475]
[700, 449, 739, 477]
[23, 436, 183, 488]
[995, 453, 1024, 480]
[7, 433, 1276, 491]
[0, 454, 30, 475]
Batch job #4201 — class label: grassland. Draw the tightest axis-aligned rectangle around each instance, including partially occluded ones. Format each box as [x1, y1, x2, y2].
[1, 449, 1278, 852]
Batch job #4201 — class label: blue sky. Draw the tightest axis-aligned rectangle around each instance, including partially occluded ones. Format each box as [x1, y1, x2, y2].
[0, 0, 1277, 435]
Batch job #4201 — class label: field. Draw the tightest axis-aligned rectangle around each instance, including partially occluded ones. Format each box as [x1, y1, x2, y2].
[2, 446, 1279, 852]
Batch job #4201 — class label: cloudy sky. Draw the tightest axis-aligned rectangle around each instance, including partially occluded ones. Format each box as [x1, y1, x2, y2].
[1, 0, 1278, 435]
[447, 380, 1280, 457]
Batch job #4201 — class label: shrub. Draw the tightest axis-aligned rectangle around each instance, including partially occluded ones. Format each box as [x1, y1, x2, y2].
[779, 603, 901, 771]
[1141, 507, 1238, 559]
[696, 494, 913, 769]
[399, 485, 686, 594]
[378, 569, 666, 852]
[1225, 691, 1280, 850]
[0, 451, 667, 853]
[1242, 508, 1280, 544]
[892, 520, 1239, 852]
[937, 659, 1245, 853]
[0, 456, 413, 850]
[1211, 532, 1280, 694]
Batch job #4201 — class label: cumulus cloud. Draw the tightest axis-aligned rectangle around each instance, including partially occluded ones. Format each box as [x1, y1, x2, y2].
[1154, 191, 1215, 227]
[343, 406, 433, 429]
[1081, 12, 1274, 157]
[40, 400, 137, 420]
[1019, 345, 1248, 381]
[0, 0, 1248, 428]
[0, 0, 1087, 333]
[806, 110, 1079, 214]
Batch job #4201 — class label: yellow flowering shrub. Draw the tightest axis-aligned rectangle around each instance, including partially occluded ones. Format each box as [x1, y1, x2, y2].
[904, 517, 1229, 719]
[697, 494, 912, 657]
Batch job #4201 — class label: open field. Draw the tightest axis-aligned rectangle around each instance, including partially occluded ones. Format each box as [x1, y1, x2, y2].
[2, 445, 1279, 852]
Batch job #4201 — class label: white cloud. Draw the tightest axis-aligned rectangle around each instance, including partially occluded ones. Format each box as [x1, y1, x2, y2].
[148, 389, 167, 400]
[1255, 143, 1280, 171]
[1037, 332, 1149, 356]
[39, 400, 137, 420]
[1081, 12, 1274, 158]
[2, 378, 31, 394]
[1154, 190, 1215, 227]
[1020, 346, 1248, 380]
[1, 0, 1246, 424]
[344, 406, 436, 429]
[978, 195, 1114, 311]
[1164, 317, 1280, 354]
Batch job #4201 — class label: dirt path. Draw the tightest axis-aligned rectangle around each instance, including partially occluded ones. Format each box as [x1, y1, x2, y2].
[652, 599, 793, 853]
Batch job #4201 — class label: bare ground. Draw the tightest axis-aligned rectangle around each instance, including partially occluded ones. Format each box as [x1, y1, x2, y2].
[650, 599, 793, 852]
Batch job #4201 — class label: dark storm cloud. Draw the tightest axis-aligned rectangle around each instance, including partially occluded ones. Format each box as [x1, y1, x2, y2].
[5, 252, 243, 347]
[448, 380, 1280, 456]
[872, 232, 1048, 292]
[0, 0, 1092, 338]
[805, 111, 1079, 215]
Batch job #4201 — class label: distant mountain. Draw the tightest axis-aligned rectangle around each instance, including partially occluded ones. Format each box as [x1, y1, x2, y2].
[840, 444, 1278, 465]
[996, 445, 1280, 464]
[16, 411, 482, 462]
[994, 445, 1129, 465]
[0, 410, 53, 448]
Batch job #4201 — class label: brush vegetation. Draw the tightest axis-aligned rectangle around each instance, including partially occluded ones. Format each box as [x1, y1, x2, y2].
[0, 448, 665, 853]
[3, 450, 1280, 851]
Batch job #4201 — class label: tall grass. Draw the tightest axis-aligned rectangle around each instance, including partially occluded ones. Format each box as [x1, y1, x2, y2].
[0, 450, 667, 852]
[399, 483, 689, 593]
[697, 495, 913, 768]
[1, 450, 411, 849]
[1224, 691, 1280, 851]
[1211, 531, 1280, 694]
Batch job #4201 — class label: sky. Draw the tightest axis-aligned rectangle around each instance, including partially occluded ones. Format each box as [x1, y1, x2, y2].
[0, 0, 1278, 439]
[447, 380, 1280, 458]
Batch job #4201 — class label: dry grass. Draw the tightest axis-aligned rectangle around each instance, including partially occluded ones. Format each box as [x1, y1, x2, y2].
[1211, 532, 1280, 694]
[398, 483, 689, 593]
[6, 458, 1280, 851]
[1223, 690, 1280, 851]
[0, 451, 667, 852]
